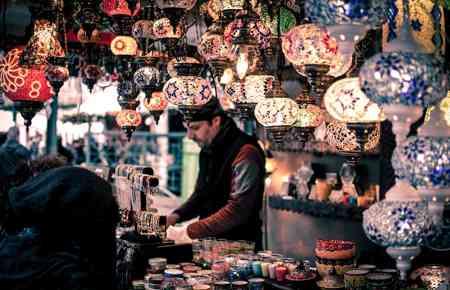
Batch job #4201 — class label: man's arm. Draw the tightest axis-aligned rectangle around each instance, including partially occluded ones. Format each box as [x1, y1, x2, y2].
[186, 144, 265, 238]
[170, 184, 205, 224]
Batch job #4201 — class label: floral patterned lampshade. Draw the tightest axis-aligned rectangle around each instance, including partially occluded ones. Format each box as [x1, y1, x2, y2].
[132, 20, 155, 39]
[116, 109, 142, 140]
[0, 48, 54, 126]
[324, 78, 384, 123]
[326, 121, 380, 153]
[163, 76, 212, 106]
[255, 97, 299, 144]
[294, 104, 325, 128]
[153, 18, 185, 40]
[254, 98, 299, 127]
[111, 36, 139, 56]
[20, 20, 65, 68]
[155, 0, 197, 10]
[134, 66, 161, 94]
[282, 24, 338, 66]
[225, 75, 274, 104]
[45, 65, 69, 94]
[198, 27, 231, 62]
[305, 0, 386, 28]
[224, 19, 272, 49]
[363, 201, 433, 247]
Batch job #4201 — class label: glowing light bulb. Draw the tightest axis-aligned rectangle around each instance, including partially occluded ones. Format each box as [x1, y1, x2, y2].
[236, 50, 249, 80]
[221, 68, 234, 85]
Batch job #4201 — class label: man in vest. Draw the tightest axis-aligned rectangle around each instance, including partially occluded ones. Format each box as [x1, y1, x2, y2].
[167, 97, 266, 250]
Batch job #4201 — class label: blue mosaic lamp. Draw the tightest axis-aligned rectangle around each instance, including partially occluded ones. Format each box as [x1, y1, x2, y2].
[392, 107, 450, 225]
[363, 182, 434, 280]
[359, 0, 448, 144]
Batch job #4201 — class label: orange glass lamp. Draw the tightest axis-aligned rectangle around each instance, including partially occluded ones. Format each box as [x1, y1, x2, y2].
[152, 17, 185, 51]
[1, 48, 53, 127]
[143, 91, 168, 124]
[292, 104, 325, 141]
[116, 109, 142, 140]
[254, 98, 299, 144]
[20, 20, 65, 68]
[111, 36, 139, 56]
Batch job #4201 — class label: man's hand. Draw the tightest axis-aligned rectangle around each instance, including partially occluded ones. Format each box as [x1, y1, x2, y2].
[166, 225, 193, 244]
[167, 213, 180, 226]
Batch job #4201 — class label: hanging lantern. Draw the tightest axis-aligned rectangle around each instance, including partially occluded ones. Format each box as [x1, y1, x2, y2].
[19, 20, 65, 68]
[143, 91, 168, 124]
[155, 0, 197, 28]
[163, 76, 212, 121]
[0, 48, 53, 127]
[133, 66, 161, 98]
[81, 64, 104, 93]
[45, 64, 69, 96]
[292, 104, 325, 141]
[254, 97, 299, 144]
[132, 20, 154, 53]
[117, 79, 140, 109]
[101, 0, 141, 17]
[167, 57, 201, 78]
[153, 17, 185, 50]
[111, 36, 139, 56]
[116, 109, 142, 140]
[224, 18, 272, 50]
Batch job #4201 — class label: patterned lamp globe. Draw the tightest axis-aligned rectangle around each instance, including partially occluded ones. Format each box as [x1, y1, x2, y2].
[392, 107, 450, 225]
[133, 66, 161, 98]
[45, 64, 69, 96]
[167, 57, 201, 78]
[224, 18, 272, 50]
[363, 185, 434, 281]
[81, 64, 104, 93]
[224, 75, 274, 119]
[117, 79, 140, 110]
[254, 98, 299, 144]
[101, 0, 141, 17]
[143, 91, 168, 124]
[132, 20, 155, 53]
[198, 24, 232, 79]
[0, 48, 53, 127]
[111, 36, 139, 56]
[292, 104, 325, 141]
[162, 76, 212, 121]
[116, 109, 142, 140]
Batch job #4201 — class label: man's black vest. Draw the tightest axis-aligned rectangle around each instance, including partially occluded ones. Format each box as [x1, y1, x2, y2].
[194, 116, 265, 244]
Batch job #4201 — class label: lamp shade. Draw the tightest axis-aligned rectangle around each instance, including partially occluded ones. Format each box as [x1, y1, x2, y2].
[305, 0, 386, 28]
[101, 0, 141, 16]
[254, 98, 299, 127]
[143, 91, 168, 111]
[326, 121, 380, 152]
[225, 75, 274, 104]
[363, 200, 433, 247]
[324, 78, 384, 123]
[132, 20, 155, 39]
[294, 104, 324, 128]
[0, 48, 53, 102]
[111, 36, 138, 56]
[198, 29, 231, 61]
[153, 18, 184, 39]
[155, 0, 197, 10]
[282, 24, 338, 66]
[294, 48, 353, 78]
[224, 19, 272, 49]
[20, 20, 65, 68]
[359, 52, 447, 107]
[163, 76, 212, 106]
[167, 57, 200, 78]
[134, 66, 161, 91]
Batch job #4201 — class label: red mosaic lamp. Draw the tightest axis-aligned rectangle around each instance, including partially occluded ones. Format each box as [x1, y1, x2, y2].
[143, 91, 168, 124]
[0, 48, 53, 127]
[116, 109, 142, 140]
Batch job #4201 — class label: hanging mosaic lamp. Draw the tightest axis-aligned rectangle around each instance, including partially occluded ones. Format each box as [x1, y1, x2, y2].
[111, 36, 139, 56]
[167, 57, 201, 78]
[81, 64, 104, 93]
[163, 76, 213, 121]
[292, 104, 325, 141]
[152, 17, 185, 50]
[45, 64, 69, 96]
[132, 19, 155, 54]
[143, 91, 168, 124]
[133, 66, 161, 99]
[254, 97, 299, 144]
[116, 109, 142, 140]
[19, 20, 65, 68]
[117, 78, 140, 109]
[0, 48, 53, 127]
[155, 0, 197, 28]
[102, 0, 141, 17]
[224, 17, 272, 50]
[198, 23, 232, 79]
[359, 0, 448, 145]
[392, 107, 450, 225]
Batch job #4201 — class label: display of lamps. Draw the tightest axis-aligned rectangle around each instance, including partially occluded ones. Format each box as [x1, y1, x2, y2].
[0, 48, 53, 127]
[163, 76, 213, 121]
[392, 107, 450, 225]
[116, 109, 142, 140]
[143, 91, 168, 124]
[363, 185, 434, 281]
[254, 97, 299, 144]
[19, 19, 65, 68]
[133, 66, 161, 98]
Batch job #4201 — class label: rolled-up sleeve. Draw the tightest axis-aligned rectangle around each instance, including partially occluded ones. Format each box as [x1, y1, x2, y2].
[187, 144, 264, 238]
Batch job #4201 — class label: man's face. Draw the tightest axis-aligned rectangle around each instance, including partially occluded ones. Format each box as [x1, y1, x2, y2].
[184, 117, 220, 148]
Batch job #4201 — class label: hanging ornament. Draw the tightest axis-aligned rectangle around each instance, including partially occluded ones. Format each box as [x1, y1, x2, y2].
[133, 66, 161, 98]
[116, 109, 142, 140]
[81, 64, 104, 93]
[143, 91, 168, 124]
